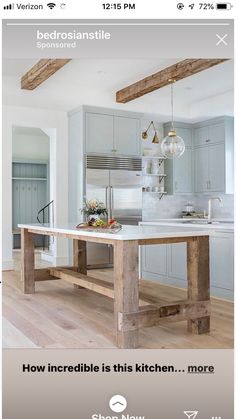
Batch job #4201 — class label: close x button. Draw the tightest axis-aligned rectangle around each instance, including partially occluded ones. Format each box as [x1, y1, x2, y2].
[216, 33, 228, 45]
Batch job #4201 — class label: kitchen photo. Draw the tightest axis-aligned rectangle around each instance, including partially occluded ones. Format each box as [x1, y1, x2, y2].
[2, 58, 234, 349]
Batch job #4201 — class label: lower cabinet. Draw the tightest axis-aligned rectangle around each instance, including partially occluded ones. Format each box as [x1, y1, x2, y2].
[141, 231, 234, 300]
[210, 232, 234, 299]
[141, 244, 168, 281]
[141, 242, 187, 288]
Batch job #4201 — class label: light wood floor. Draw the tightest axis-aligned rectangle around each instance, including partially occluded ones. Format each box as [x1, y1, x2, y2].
[2, 252, 234, 349]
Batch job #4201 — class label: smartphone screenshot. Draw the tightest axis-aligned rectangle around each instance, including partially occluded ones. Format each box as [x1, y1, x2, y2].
[1, 1, 235, 418]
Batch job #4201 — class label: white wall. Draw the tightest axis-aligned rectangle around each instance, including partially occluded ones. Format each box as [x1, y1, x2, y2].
[12, 133, 49, 161]
[2, 105, 69, 269]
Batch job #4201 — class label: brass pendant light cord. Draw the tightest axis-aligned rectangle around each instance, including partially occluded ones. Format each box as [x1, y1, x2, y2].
[171, 82, 174, 132]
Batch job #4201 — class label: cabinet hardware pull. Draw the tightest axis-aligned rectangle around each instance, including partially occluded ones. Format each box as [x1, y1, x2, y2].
[206, 139, 210, 142]
[111, 149, 117, 152]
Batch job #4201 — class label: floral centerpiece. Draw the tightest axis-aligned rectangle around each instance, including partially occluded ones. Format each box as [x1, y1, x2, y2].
[81, 199, 108, 221]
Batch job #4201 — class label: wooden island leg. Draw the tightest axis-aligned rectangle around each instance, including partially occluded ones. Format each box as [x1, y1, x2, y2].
[114, 240, 139, 349]
[21, 228, 35, 294]
[187, 236, 210, 334]
[73, 239, 87, 289]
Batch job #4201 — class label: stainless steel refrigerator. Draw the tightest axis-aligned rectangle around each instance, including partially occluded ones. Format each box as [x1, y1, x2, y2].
[85, 155, 142, 267]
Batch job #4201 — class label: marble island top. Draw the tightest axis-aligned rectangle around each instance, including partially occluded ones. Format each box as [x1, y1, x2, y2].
[18, 223, 210, 241]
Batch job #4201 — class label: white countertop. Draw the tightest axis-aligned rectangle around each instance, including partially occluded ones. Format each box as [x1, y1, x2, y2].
[18, 223, 210, 241]
[141, 219, 234, 233]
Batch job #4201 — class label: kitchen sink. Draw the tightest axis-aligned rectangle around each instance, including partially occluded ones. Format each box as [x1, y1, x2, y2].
[182, 220, 216, 225]
[182, 220, 231, 225]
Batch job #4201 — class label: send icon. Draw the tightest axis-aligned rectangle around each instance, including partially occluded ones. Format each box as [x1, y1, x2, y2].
[184, 411, 199, 419]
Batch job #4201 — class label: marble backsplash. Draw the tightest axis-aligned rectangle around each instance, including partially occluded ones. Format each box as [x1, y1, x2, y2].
[142, 193, 234, 220]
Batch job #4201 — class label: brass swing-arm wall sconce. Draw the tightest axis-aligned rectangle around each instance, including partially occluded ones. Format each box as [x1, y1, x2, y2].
[142, 121, 159, 144]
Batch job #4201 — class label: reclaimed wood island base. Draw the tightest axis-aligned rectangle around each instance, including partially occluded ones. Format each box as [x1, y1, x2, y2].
[19, 224, 210, 349]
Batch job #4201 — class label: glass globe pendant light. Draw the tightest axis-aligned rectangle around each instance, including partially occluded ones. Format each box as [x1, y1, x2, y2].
[161, 80, 185, 159]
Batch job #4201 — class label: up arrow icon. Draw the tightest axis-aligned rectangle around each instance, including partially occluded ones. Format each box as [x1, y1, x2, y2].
[184, 411, 199, 419]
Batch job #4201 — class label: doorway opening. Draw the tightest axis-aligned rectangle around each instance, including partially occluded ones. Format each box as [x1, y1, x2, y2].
[12, 126, 51, 251]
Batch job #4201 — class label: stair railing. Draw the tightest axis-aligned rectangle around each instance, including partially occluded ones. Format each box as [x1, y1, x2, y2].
[37, 200, 54, 250]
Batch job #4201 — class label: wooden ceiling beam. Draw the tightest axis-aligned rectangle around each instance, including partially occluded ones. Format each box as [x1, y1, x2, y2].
[116, 59, 228, 103]
[21, 59, 71, 90]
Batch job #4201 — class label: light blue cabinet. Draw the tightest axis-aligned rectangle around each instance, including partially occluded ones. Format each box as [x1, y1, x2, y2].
[85, 109, 141, 156]
[168, 242, 187, 281]
[195, 142, 225, 193]
[142, 244, 168, 280]
[210, 232, 234, 293]
[141, 242, 187, 287]
[194, 122, 225, 147]
[194, 146, 210, 192]
[194, 126, 208, 147]
[172, 148, 193, 193]
[193, 117, 233, 194]
[208, 143, 225, 192]
[114, 116, 141, 155]
[164, 122, 193, 194]
[86, 113, 114, 154]
[175, 127, 192, 148]
[140, 223, 234, 300]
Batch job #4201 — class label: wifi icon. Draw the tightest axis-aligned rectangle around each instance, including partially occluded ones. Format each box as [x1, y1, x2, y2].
[47, 2, 56, 9]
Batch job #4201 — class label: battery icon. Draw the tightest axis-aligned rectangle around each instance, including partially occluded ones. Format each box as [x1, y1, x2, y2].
[216, 3, 233, 9]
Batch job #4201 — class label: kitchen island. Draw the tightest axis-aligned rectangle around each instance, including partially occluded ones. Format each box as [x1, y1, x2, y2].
[19, 223, 211, 349]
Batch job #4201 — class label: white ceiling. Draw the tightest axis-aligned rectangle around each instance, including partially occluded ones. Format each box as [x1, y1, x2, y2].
[3, 58, 234, 122]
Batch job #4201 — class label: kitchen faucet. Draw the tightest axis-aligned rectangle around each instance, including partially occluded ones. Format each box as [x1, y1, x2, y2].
[207, 197, 222, 224]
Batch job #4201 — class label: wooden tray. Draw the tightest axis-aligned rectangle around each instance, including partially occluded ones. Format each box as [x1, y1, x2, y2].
[76, 223, 122, 234]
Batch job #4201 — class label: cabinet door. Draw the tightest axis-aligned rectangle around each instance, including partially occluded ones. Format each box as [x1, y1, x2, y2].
[176, 128, 192, 148]
[208, 143, 225, 192]
[168, 243, 187, 281]
[208, 123, 225, 144]
[194, 147, 208, 192]
[86, 113, 114, 153]
[194, 126, 209, 146]
[141, 244, 167, 277]
[173, 148, 193, 193]
[210, 233, 234, 290]
[114, 116, 141, 156]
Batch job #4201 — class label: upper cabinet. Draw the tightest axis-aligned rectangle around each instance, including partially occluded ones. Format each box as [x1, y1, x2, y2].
[194, 122, 225, 146]
[163, 117, 233, 195]
[85, 107, 141, 156]
[193, 117, 234, 194]
[164, 122, 193, 195]
[86, 113, 114, 154]
[114, 116, 141, 155]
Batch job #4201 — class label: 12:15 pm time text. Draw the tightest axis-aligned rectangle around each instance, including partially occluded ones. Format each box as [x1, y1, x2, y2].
[102, 3, 136, 9]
